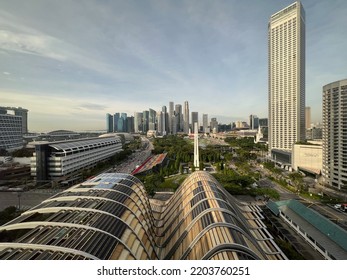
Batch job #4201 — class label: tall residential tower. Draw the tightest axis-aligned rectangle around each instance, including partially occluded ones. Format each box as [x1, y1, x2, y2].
[268, 1, 305, 154]
[322, 79, 347, 190]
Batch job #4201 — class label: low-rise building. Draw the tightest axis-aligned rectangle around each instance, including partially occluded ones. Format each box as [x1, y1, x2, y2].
[30, 136, 123, 181]
[292, 141, 322, 176]
[267, 199, 347, 259]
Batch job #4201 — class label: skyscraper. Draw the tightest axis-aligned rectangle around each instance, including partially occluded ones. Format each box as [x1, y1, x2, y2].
[249, 114, 259, 130]
[210, 118, 218, 133]
[203, 114, 209, 133]
[113, 113, 120, 132]
[305, 106, 311, 129]
[106, 113, 113, 133]
[0, 111, 23, 151]
[117, 113, 127, 132]
[142, 110, 149, 133]
[268, 1, 305, 153]
[191, 112, 198, 133]
[126, 116, 134, 133]
[149, 108, 156, 131]
[134, 112, 143, 133]
[169, 101, 174, 135]
[322, 79, 347, 190]
[175, 104, 183, 132]
[14, 107, 28, 134]
[0, 106, 28, 134]
[183, 101, 189, 134]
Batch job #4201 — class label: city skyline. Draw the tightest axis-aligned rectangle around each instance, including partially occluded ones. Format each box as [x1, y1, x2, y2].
[1, 0, 346, 132]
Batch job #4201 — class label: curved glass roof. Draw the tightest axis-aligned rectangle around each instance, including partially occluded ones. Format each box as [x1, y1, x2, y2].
[0, 171, 286, 260]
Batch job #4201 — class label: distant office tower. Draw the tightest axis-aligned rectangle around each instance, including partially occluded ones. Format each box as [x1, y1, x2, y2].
[249, 114, 259, 130]
[322, 79, 347, 190]
[305, 107, 311, 129]
[268, 1, 305, 153]
[175, 104, 183, 132]
[183, 101, 190, 133]
[106, 113, 113, 133]
[134, 112, 143, 133]
[162, 106, 168, 135]
[191, 112, 198, 133]
[126, 116, 134, 133]
[142, 110, 149, 133]
[149, 108, 156, 131]
[259, 118, 268, 127]
[235, 121, 248, 129]
[157, 112, 162, 135]
[13, 107, 28, 134]
[193, 122, 200, 168]
[0, 110, 23, 151]
[117, 113, 127, 132]
[203, 114, 209, 133]
[169, 101, 174, 134]
[113, 113, 120, 132]
[210, 118, 218, 133]
[306, 127, 322, 140]
[0, 106, 28, 134]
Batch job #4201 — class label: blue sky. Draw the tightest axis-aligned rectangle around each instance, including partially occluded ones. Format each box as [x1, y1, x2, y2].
[1, 0, 346, 132]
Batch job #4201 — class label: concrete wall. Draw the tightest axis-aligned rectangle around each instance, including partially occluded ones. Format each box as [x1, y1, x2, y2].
[292, 144, 322, 173]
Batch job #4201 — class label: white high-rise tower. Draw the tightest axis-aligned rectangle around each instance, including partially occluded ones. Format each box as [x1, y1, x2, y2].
[193, 122, 199, 168]
[268, 1, 305, 153]
[322, 79, 347, 190]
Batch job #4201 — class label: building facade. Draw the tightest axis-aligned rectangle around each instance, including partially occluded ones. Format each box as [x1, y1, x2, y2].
[183, 101, 189, 134]
[142, 110, 149, 133]
[134, 112, 143, 133]
[191, 112, 198, 133]
[175, 104, 183, 133]
[210, 118, 218, 133]
[113, 113, 119, 132]
[268, 1, 305, 153]
[202, 114, 209, 133]
[322, 79, 347, 189]
[30, 136, 122, 181]
[305, 106, 311, 129]
[106, 113, 113, 133]
[0, 112, 23, 151]
[169, 101, 174, 134]
[249, 114, 259, 130]
[292, 142, 322, 175]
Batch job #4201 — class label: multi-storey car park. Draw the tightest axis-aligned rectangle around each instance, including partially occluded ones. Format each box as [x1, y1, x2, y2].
[30, 136, 123, 181]
[0, 171, 286, 260]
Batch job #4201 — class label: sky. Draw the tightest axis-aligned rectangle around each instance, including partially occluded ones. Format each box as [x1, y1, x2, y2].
[1, 0, 346, 132]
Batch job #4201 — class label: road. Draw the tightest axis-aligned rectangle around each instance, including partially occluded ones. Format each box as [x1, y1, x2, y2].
[113, 137, 152, 174]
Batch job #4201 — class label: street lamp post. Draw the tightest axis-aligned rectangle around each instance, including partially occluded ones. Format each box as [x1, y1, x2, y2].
[17, 192, 22, 211]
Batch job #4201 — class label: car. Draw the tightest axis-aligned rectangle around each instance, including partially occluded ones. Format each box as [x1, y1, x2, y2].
[334, 204, 341, 209]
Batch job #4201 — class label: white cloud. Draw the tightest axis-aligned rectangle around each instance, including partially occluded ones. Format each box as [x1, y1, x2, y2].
[0, 29, 66, 61]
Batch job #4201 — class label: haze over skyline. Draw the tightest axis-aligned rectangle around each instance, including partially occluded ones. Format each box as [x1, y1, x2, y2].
[1, 0, 346, 132]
